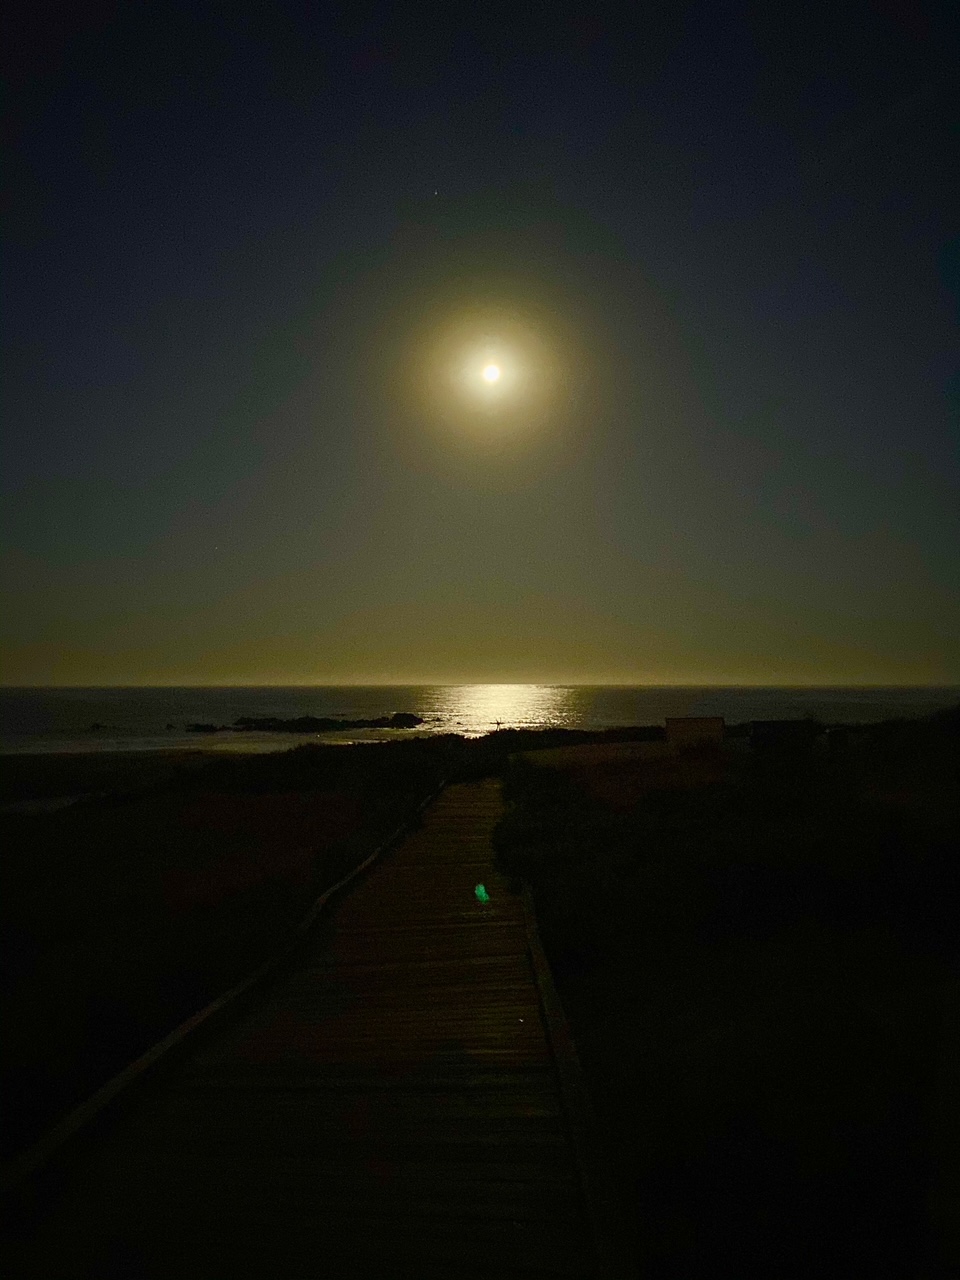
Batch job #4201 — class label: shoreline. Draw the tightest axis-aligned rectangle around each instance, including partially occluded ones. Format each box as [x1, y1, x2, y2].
[0, 729, 443, 758]
[3, 686, 957, 761]
[3, 702, 958, 804]
[0, 727, 655, 805]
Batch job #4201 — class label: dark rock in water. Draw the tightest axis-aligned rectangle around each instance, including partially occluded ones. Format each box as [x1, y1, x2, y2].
[186, 723, 222, 734]
[165, 723, 175, 731]
[88, 722, 104, 732]
[231, 712, 425, 733]
[388, 712, 423, 729]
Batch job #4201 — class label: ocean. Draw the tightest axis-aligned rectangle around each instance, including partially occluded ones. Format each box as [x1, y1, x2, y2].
[0, 685, 957, 755]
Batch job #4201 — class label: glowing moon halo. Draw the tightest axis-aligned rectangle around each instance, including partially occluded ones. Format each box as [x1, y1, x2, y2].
[411, 303, 568, 444]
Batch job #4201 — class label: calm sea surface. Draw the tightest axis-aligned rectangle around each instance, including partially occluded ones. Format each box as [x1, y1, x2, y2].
[0, 686, 957, 754]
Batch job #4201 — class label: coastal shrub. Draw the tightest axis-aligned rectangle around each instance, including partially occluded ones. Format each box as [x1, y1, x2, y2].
[493, 716, 960, 1276]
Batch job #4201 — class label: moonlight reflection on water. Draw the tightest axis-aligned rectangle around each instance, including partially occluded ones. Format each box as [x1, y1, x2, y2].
[433, 684, 576, 735]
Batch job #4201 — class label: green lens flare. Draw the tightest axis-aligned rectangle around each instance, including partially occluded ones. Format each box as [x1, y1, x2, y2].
[475, 883, 490, 903]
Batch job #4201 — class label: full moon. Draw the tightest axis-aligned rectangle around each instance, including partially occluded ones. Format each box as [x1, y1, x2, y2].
[411, 303, 570, 443]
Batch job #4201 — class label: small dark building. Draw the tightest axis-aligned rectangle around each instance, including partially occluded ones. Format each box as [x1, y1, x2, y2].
[749, 719, 822, 751]
[665, 716, 725, 749]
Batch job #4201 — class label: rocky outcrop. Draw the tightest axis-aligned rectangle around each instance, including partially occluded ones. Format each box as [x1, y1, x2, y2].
[183, 712, 425, 734]
[232, 712, 424, 732]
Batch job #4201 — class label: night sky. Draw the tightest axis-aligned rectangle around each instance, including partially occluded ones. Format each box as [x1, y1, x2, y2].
[3, 1, 958, 685]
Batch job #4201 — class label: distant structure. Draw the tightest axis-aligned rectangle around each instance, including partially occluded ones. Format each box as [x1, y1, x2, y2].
[665, 716, 725, 750]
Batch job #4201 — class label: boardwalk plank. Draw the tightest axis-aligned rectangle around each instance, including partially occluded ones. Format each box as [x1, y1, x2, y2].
[9, 780, 604, 1278]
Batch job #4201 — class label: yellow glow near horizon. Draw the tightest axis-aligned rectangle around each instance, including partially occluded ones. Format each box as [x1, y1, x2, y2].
[482, 363, 501, 383]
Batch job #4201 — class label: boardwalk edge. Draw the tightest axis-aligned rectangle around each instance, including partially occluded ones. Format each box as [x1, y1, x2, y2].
[521, 884, 633, 1280]
[1, 780, 448, 1198]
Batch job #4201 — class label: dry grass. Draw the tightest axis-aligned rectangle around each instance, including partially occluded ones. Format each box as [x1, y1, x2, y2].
[525, 740, 728, 809]
[0, 745, 446, 1160]
[494, 721, 960, 1277]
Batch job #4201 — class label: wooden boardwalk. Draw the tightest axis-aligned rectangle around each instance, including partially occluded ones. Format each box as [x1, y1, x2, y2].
[10, 780, 609, 1279]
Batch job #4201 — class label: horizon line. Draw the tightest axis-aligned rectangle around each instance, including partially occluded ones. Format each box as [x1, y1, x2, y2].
[2, 681, 958, 691]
